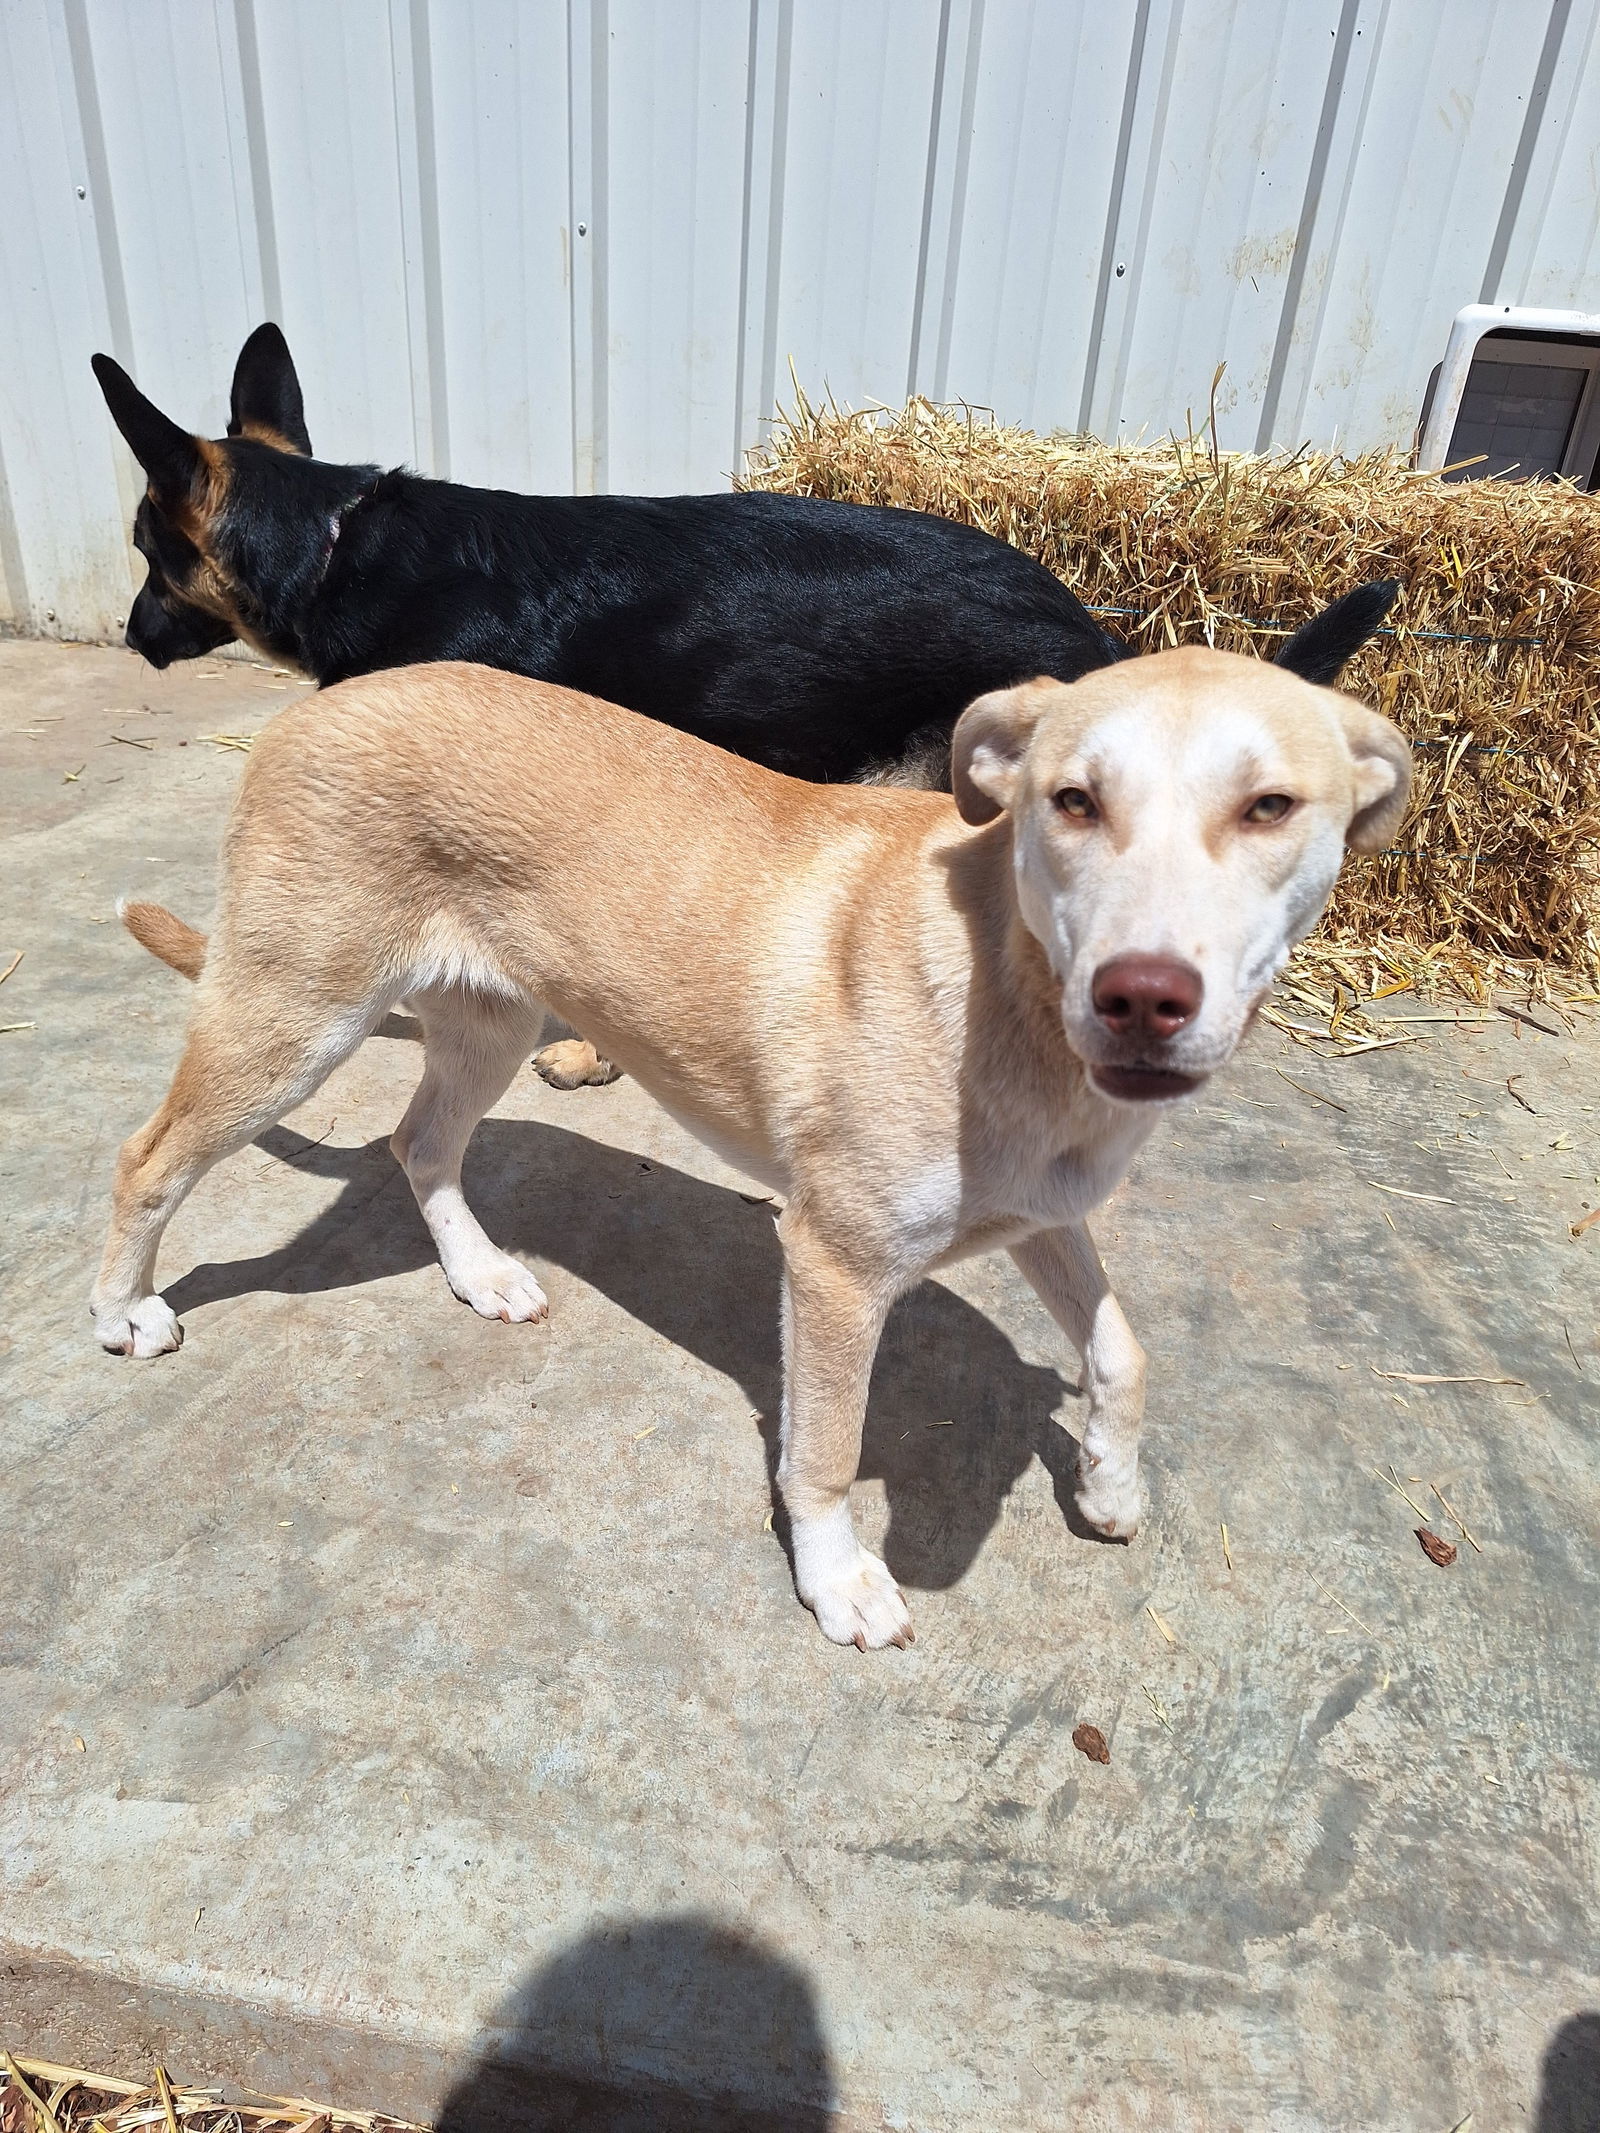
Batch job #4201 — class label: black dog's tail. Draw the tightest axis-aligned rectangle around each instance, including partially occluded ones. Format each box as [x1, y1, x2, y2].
[1275, 580, 1401, 685]
[1054, 576, 1401, 683]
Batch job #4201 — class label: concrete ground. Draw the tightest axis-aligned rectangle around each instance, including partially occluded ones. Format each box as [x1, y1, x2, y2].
[1, 639, 1598, 2133]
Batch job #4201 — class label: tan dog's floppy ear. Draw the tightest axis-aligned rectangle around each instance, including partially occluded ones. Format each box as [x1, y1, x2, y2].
[951, 682, 1051, 824]
[1335, 700, 1413, 852]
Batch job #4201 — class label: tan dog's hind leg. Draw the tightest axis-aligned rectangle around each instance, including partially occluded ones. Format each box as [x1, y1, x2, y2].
[532, 1036, 622, 1090]
[91, 994, 373, 1357]
[1011, 1224, 1147, 1539]
[391, 990, 552, 1323]
[777, 1218, 912, 1650]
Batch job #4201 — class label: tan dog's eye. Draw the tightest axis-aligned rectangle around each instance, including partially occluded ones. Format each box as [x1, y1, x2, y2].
[1054, 787, 1098, 820]
[1244, 793, 1294, 824]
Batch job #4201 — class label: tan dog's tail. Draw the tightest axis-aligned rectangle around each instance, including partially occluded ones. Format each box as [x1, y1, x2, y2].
[119, 898, 208, 980]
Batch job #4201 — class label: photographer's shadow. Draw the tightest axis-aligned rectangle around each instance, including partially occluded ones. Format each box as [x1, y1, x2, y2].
[167, 1115, 1088, 1591]
[434, 1911, 835, 2131]
[1535, 2011, 1600, 2131]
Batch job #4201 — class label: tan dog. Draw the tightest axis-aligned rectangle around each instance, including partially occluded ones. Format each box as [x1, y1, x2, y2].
[90, 620, 1409, 1648]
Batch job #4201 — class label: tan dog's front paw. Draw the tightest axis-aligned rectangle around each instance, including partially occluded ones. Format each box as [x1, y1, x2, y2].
[791, 1510, 914, 1649]
[1075, 1452, 1142, 1539]
[533, 1039, 622, 1090]
[443, 1247, 549, 1324]
[806, 1549, 915, 1649]
[93, 1294, 182, 1358]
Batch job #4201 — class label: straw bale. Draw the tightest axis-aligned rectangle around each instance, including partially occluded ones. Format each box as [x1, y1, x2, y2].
[743, 392, 1600, 995]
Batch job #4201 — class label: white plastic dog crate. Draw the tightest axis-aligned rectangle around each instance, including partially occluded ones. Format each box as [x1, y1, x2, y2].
[1417, 304, 1600, 486]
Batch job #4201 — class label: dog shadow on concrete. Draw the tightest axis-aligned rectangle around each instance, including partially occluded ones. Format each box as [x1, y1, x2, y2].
[1535, 2011, 1600, 2132]
[166, 1114, 1099, 1592]
[433, 1911, 835, 2132]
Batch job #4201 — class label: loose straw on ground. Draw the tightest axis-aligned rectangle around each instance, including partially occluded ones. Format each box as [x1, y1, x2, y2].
[0, 2057, 423, 2133]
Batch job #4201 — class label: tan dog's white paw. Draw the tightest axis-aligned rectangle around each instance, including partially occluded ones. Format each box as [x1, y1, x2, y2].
[443, 1248, 549, 1324]
[1075, 1452, 1142, 1539]
[806, 1546, 915, 1650]
[94, 1294, 182, 1358]
[790, 1508, 914, 1648]
[533, 1039, 622, 1090]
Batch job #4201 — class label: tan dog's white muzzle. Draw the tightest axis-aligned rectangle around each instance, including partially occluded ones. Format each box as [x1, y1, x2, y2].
[1084, 952, 1208, 1101]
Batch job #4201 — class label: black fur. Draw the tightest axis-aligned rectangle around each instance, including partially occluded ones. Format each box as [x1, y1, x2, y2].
[93, 329, 1127, 783]
[94, 330, 1399, 778]
[227, 322, 312, 454]
[287, 478, 1139, 779]
[91, 351, 202, 506]
[1275, 578, 1400, 685]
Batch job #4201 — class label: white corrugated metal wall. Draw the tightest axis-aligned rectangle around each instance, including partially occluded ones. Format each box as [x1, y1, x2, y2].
[3, 0, 1599, 640]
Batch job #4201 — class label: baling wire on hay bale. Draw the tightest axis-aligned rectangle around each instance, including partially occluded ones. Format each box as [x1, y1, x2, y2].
[742, 394, 1600, 1002]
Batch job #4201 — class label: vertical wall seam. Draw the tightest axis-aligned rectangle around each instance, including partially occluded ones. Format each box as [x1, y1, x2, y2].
[1509, 0, 1600, 297]
[387, 1, 425, 469]
[0, 431, 32, 624]
[1100, 0, 1185, 437]
[1016, 21, 1080, 430]
[906, 0, 955, 399]
[757, 0, 793, 439]
[231, 0, 281, 322]
[0, 5, 28, 618]
[1478, 0, 1572, 303]
[931, 0, 985, 401]
[567, 0, 593, 490]
[60, 0, 133, 368]
[1281, 0, 1390, 440]
[732, 0, 763, 471]
[567, 0, 610, 492]
[408, 0, 450, 477]
[1255, 0, 1362, 451]
[1077, 0, 1152, 435]
[207, 0, 261, 327]
[589, 0, 609, 492]
[567, 0, 582, 491]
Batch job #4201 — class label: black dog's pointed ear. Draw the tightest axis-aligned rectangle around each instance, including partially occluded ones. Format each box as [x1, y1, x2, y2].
[91, 352, 204, 503]
[228, 322, 311, 455]
[1275, 580, 1400, 685]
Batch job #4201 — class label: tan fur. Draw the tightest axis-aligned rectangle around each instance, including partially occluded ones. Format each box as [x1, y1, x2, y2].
[119, 898, 208, 979]
[89, 655, 1409, 1648]
[165, 436, 230, 548]
[532, 1036, 622, 1088]
[235, 419, 305, 455]
[153, 440, 282, 654]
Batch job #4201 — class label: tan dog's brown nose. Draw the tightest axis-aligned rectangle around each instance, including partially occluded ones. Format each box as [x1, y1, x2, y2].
[1091, 955, 1203, 1040]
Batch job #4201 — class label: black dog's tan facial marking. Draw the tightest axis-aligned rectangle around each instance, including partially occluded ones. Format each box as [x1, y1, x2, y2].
[125, 487, 239, 663]
[94, 351, 253, 664]
[91, 324, 340, 669]
[128, 445, 275, 665]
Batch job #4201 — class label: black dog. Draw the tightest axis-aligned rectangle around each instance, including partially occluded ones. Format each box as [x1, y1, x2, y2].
[93, 324, 1132, 787]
